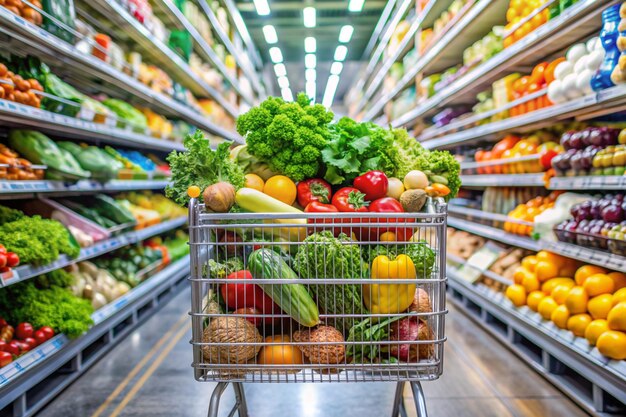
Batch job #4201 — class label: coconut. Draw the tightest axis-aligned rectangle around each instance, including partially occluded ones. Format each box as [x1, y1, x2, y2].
[202, 317, 262, 364]
[293, 325, 345, 365]
[409, 288, 432, 314]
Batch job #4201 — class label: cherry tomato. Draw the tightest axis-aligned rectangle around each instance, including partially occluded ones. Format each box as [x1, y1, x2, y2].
[5, 252, 19, 268]
[5, 341, 19, 356]
[24, 337, 37, 349]
[16, 341, 30, 353]
[0, 340, 7, 351]
[0, 351, 12, 367]
[0, 318, 7, 328]
[40, 326, 54, 340]
[34, 330, 47, 345]
[15, 323, 33, 340]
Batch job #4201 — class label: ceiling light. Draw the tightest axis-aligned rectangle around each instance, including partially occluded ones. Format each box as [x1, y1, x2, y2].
[348, 0, 364, 12]
[303, 7, 316, 28]
[338, 25, 354, 43]
[305, 37, 316, 53]
[277, 76, 289, 89]
[262, 25, 278, 44]
[305, 54, 316, 69]
[281, 88, 293, 102]
[322, 74, 340, 108]
[253, 0, 270, 15]
[274, 63, 286, 77]
[269, 47, 283, 63]
[306, 80, 316, 101]
[330, 62, 343, 75]
[334, 45, 348, 61]
[305, 69, 316, 81]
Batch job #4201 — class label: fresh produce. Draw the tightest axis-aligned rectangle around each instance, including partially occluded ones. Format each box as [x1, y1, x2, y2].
[389, 317, 434, 362]
[399, 190, 427, 213]
[206, 257, 244, 279]
[244, 174, 264, 191]
[15, 322, 33, 340]
[203, 182, 236, 213]
[166, 131, 245, 206]
[67, 261, 131, 309]
[368, 242, 435, 278]
[202, 317, 262, 363]
[229, 145, 276, 181]
[597, 330, 626, 360]
[293, 231, 368, 334]
[292, 325, 345, 364]
[257, 335, 304, 370]
[346, 315, 404, 362]
[0, 143, 45, 181]
[403, 170, 429, 190]
[263, 175, 297, 206]
[0, 325, 14, 342]
[296, 178, 332, 207]
[220, 270, 279, 323]
[248, 249, 320, 327]
[331, 187, 369, 212]
[236, 93, 334, 182]
[386, 177, 405, 200]
[0, 351, 12, 368]
[353, 171, 389, 201]
[363, 255, 417, 317]
[102, 98, 148, 131]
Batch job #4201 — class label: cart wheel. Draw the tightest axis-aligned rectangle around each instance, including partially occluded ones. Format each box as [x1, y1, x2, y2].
[207, 382, 249, 417]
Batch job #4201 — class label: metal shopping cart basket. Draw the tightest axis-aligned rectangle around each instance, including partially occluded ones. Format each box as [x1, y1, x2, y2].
[188, 197, 448, 417]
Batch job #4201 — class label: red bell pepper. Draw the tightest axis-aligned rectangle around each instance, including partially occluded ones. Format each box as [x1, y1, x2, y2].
[220, 270, 279, 323]
[353, 171, 389, 201]
[366, 197, 412, 241]
[297, 179, 332, 207]
[305, 201, 338, 234]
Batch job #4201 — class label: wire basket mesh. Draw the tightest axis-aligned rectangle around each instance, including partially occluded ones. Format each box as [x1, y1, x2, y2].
[188, 198, 448, 383]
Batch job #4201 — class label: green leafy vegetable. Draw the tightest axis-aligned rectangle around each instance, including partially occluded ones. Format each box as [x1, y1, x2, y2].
[166, 131, 245, 206]
[102, 99, 148, 131]
[346, 316, 405, 363]
[205, 257, 244, 279]
[236, 93, 334, 182]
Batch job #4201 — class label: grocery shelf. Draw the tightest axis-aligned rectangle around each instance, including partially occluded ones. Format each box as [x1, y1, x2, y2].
[447, 252, 513, 285]
[1, 217, 187, 287]
[447, 270, 626, 416]
[448, 205, 533, 226]
[390, 0, 612, 128]
[0, 179, 170, 199]
[363, 0, 509, 121]
[221, 0, 263, 71]
[460, 173, 545, 187]
[84, 0, 239, 118]
[152, 0, 255, 105]
[460, 154, 540, 169]
[448, 216, 626, 273]
[0, 256, 190, 417]
[0, 98, 189, 152]
[0, 7, 240, 140]
[549, 175, 626, 190]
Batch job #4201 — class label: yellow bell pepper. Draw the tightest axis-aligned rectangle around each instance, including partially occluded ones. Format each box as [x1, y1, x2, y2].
[363, 254, 417, 319]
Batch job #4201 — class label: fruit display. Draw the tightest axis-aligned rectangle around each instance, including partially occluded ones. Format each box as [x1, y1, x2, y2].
[1, 0, 42, 27]
[503, 0, 550, 47]
[551, 126, 622, 176]
[504, 192, 561, 236]
[506, 254, 626, 360]
[0, 143, 45, 180]
[0, 319, 54, 368]
[0, 62, 42, 108]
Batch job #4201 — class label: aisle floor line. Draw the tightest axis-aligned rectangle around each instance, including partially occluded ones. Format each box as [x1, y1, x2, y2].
[90, 312, 189, 417]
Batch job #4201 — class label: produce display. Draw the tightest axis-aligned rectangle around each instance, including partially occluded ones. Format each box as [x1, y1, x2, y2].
[0, 318, 55, 369]
[0, 143, 46, 180]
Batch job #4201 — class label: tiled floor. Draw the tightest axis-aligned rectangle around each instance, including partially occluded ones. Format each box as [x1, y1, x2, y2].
[36, 288, 590, 417]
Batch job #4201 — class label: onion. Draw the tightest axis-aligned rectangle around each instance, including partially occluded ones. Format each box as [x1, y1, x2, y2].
[403, 170, 429, 190]
[386, 177, 405, 199]
[203, 182, 235, 212]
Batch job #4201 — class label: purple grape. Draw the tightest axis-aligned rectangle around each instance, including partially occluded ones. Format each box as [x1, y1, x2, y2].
[580, 129, 591, 146]
[589, 128, 603, 146]
[570, 152, 584, 171]
[569, 131, 583, 149]
[602, 205, 625, 223]
[561, 131, 574, 149]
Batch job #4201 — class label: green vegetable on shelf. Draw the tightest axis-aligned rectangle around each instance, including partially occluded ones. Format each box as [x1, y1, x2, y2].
[92, 194, 136, 225]
[102, 99, 148, 131]
[57, 142, 123, 180]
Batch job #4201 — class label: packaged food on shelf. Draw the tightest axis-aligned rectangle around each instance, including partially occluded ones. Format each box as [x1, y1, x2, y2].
[591, 3, 621, 91]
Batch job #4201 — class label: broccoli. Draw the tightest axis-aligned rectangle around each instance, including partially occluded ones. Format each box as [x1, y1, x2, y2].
[236, 93, 334, 182]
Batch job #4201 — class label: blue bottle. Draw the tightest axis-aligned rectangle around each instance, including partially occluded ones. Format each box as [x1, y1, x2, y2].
[591, 4, 621, 91]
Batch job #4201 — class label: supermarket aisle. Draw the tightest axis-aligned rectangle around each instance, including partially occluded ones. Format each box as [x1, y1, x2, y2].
[36, 289, 588, 417]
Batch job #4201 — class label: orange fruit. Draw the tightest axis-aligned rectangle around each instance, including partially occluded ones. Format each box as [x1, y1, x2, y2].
[565, 286, 589, 314]
[258, 335, 304, 366]
[597, 331, 626, 360]
[574, 265, 607, 286]
[607, 302, 626, 332]
[583, 274, 615, 297]
[263, 175, 297, 205]
[527, 291, 546, 312]
[379, 232, 396, 242]
[588, 294, 614, 320]
[244, 173, 265, 192]
[567, 314, 592, 337]
[585, 319, 609, 346]
[522, 274, 540, 293]
[551, 305, 570, 329]
[608, 272, 626, 290]
[538, 297, 558, 320]
[535, 261, 559, 282]
[521, 255, 538, 272]
[513, 266, 535, 285]
[551, 285, 572, 305]
[541, 277, 574, 294]
[537, 251, 567, 265]
[558, 263, 578, 278]
[613, 288, 626, 306]
[506, 7, 517, 21]
[506, 284, 527, 307]
[503, 36, 514, 48]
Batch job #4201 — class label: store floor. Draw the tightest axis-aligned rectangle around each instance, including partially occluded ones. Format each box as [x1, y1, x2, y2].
[36, 288, 589, 417]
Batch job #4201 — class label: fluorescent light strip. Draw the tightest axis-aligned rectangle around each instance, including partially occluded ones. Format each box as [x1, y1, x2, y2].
[303, 7, 316, 28]
[253, 0, 270, 15]
[306, 80, 316, 101]
[269, 47, 283, 63]
[334, 45, 348, 61]
[281, 88, 293, 102]
[305, 69, 316, 81]
[330, 62, 343, 75]
[262, 25, 278, 44]
[305, 37, 316, 53]
[348, 0, 364, 12]
[277, 76, 290, 89]
[322, 74, 340, 108]
[305, 54, 316, 69]
[274, 63, 286, 77]
[338, 25, 354, 43]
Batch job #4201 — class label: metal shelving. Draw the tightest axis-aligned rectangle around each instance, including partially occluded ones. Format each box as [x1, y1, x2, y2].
[0, 179, 170, 198]
[460, 173, 545, 187]
[456, 173, 626, 189]
[549, 175, 626, 190]
[448, 216, 626, 272]
[447, 271, 626, 416]
[0, 7, 240, 141]
[0, 256, 190, 417]
[1, 217, 187, 287]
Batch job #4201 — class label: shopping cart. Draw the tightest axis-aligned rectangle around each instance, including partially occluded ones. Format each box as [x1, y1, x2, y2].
[188, 198, 448, 417]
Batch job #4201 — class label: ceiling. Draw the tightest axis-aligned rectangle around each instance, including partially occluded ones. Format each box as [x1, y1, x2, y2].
[236, 0, 390, 104]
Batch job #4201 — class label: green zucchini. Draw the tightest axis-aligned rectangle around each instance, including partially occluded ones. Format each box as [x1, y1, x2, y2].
[93, 194, 135, 224]
[248, 249, 320, 327]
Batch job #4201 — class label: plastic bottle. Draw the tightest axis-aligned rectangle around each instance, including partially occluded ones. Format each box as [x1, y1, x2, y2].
[591, 4, 621, 91]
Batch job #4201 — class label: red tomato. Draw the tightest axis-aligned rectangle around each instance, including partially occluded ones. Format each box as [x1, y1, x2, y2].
[24, 337, 37, 349]
[296, 179, 332, 207]
[33, 330, 47, 345]
[16, 341, 30, 353]
[0, 254, 6, 269]
[0, 244, 5, 255]
[0, 351, 12, 367]
[366, 198, 412, 241]
[0, 318, 7, 328]
[353, 171, 389, 201]
[15, 323, 33, 340]
[233, 307, 263, 326]
[331, 187, 369, 212]
[5, 341, 19, 356]
[305, 201, 338, 233]
[220, 270, 279, 323]
[0, 340, 7, 351]
[5, 252, 19, 268]
[40, 326, 55, 340]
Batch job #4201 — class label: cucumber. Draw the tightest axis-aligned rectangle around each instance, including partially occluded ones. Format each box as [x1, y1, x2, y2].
[248, 249, 320, 327]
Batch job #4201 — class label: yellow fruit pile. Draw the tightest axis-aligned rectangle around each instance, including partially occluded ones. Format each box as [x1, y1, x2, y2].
[505, 252, 626, 360]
